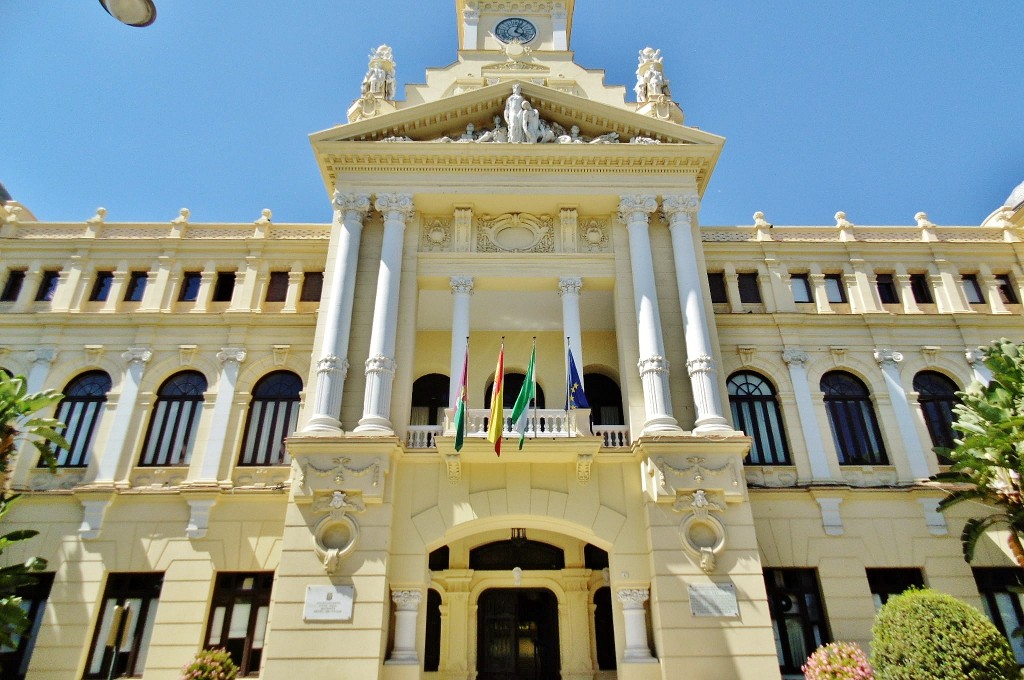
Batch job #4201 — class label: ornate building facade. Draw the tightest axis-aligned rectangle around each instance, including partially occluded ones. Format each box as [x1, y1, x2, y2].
[3, 2, 1024, 679]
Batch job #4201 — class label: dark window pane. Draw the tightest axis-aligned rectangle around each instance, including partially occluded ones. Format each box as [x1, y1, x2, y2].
[790, 274, 813, 303]
[84, 573, 164, 679]
[866, 568, 924, 610]
[962, 274, 985, 304]
[707, 272, 728, 303]
[424, 589, 442, 672]
[469, 540, 565, 570]
[212, 272, 235, 303]
[300, 272, 323, 302]
[238, 371, 302, 466]
[821, 371, 887, 465]
[205, 572, 274, 676]
[2, 270, 25, 301]
[179, 272, 201, 302]
[123, 272, 147, 302]
[913, 371, 959, 461]
[594, 587, 617, 670]
[728, 371, 790, 465]
[737, 273, 761, 303]
[764, 569, 830, 675]
[265, 272, 289, 302]
[973, 568, 1024, 664]
[139, 371, 207, 466]
[35, 271, 60, 301]
[996, 274, 1019, 304]
[48, 371, 112, 468]
[823, 274, 846, 303]
[876, 273, 899, 304]
[89, 271, 114, 302]
[909, 273, 933, 304]
[0, 573, 55, 679]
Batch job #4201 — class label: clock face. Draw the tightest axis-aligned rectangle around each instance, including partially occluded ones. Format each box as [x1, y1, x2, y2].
[494, 17, 537, 44]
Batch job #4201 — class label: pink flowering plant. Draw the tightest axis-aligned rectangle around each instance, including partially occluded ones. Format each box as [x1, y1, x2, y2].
[802, 641, 875, 680]
[180, 648, 238, 680]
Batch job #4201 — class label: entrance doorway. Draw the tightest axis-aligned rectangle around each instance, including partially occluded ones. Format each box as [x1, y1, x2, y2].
[477, 588, 560, 680]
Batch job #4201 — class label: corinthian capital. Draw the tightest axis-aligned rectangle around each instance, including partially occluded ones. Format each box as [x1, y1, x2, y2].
[331, 190, 371, 216]
[661, 192, 700, 225]
[616, 587, 650, 609]
[558, 276, 582, 297]
[618, 194, 658, 223]
[391, 589, 423, 611]
[375, 193, 415, 221]
[450, 276, 474, 295]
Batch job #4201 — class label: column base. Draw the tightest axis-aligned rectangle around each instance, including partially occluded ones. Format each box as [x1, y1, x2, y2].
[353, 415, 394, 434]
[623, 649, 658, 663]
[693, 415, 735, 435]
[641, 415, 683, 435]
[302, 416, 344, 433]
[384, 653, 419, 665]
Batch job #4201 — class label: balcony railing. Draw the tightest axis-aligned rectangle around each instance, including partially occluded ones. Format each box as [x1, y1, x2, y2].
[405, 409, 631, 449]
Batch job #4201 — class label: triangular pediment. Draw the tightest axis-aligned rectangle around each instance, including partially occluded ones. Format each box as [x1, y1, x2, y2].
[310, 80, 724, 197]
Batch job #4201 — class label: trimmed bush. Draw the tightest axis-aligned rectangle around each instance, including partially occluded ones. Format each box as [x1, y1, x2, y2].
[180, 648, 238, 680]
[870, 588, 1017, 680]
[803, 641, 875, 680]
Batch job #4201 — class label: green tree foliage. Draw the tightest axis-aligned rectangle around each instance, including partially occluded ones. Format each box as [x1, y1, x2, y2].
[935, 338, 1024, 566]
[0, 373, 66, 658]
[870, 589, 1017, 680]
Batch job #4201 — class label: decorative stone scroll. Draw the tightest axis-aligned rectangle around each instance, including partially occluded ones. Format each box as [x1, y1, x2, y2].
[311, 490, 366, 574]
[673, 489, 726, 573]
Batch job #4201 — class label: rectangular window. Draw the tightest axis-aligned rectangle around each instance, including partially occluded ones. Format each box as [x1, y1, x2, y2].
[179, 272, 202, 302]
[123, 272, 147, 302]
[737, 273, 762, 304]
[909, 273, 933, 304]
[962, 274, 985, 304]
[1, 270, 25, 302]
[299, 272, 324, 302]
[205, 572, 274, 676]
[35, 270, 60, 302]
[973, 567, 1024, 664]
[790, 274, 813, 303]
[265, 272, 289, 302]
[875, 273, 899, 304]
[866, 568, 924, 610]
[0, 572, 54, 680]
[89, 271, 114, 302]
[212, 272, 236, 303]
[823, 274, 846, 303]
[84, 573, 163, 679]
[996, 274, 1019, 304]
[764, 569, 830, 676]
[707, 272, 728, 303]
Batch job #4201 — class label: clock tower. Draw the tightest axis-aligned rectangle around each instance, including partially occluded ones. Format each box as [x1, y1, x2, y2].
[457, 0, 575, 52]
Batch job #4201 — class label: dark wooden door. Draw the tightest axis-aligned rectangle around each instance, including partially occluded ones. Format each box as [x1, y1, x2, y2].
[477, 588, 560, 680]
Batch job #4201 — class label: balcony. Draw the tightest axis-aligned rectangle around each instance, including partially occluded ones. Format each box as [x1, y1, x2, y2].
[406, 408, 630, 449]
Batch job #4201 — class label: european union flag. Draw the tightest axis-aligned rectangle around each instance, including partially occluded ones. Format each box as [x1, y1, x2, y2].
[565, 349, 589, 409]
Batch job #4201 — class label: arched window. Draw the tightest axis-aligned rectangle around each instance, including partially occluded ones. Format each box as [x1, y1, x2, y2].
[727, 371, 790, 465]
[139, 371, 207, 466]
[483, 373, 545, 409]
[238, 371, 302, 466]
[410, 373, 449, 426]
[914, 370, 960, 457]
[820, 371, 887, 465]
[48, 371, 112, 468]
[584, 373, 623, 425]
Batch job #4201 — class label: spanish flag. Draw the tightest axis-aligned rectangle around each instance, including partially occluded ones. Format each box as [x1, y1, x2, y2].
[486, 341, 505, 456]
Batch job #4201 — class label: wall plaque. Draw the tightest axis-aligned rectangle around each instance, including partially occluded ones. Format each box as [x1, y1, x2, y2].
[688, 582, 739, 618]
[303, 585, 354, 622]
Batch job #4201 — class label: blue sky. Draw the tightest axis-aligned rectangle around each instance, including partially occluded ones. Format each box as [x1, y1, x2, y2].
[4, 1, 1023, 226]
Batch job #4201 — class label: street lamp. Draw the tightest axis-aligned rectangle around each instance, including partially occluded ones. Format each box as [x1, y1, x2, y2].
[98, 0, 157, 27]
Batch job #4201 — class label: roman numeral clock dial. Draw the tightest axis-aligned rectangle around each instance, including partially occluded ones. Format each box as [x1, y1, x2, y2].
[494, 17, 537, 44]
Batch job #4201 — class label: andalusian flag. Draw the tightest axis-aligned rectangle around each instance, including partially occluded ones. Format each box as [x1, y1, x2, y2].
[453, 344, 468, 452]
[486, 341, 505, 456]
[510, 340, 536, 450]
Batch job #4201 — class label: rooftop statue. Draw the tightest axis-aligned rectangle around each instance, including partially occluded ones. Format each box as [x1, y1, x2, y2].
[635, 46, 672, 103]
[361, 45, 396, 101]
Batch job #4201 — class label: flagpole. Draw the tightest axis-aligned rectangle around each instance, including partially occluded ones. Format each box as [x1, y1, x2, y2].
[565, 336, 572, 436]
[531, 337, 538, 439]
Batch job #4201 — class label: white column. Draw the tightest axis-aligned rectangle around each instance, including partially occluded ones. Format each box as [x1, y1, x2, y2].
[448, 276, 473, 406]
[616, 587, 656, 663]
[551, 5, 568, 50]
[356, 193, 414, 433]
[966, 348, 993, 386]
[304, 191, 371, 432]
[94, 348, 152, 483]
[874, 349, 931, 479]
[663, 193, 732, 433]
[387, 590, 422, 665]
[192, 348, 246, 483]
[559, 276, 584, 374]
[782, 349, 832, 481]
[620, 194, 680, 434]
